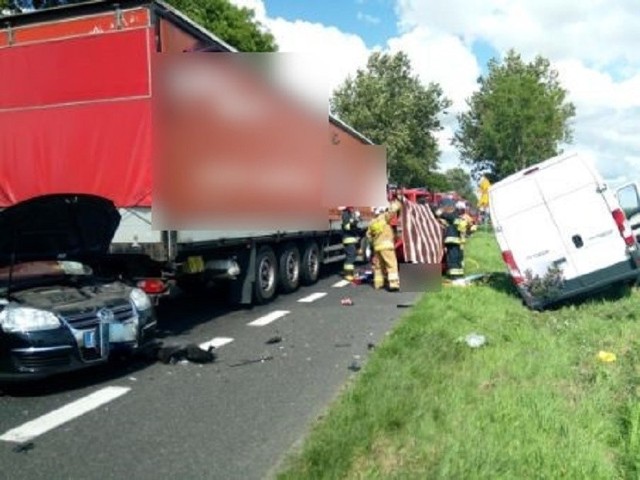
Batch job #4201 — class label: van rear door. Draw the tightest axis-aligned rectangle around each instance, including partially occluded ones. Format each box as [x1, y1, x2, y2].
[490, 171, 580, 282]
[534, 155, 628, 286]
[616, 182, 640, 241]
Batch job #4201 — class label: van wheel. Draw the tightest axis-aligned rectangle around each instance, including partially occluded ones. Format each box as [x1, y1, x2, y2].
[301, 241, 320, 285]
[254, 246, 278, 304]
[278, 243, 301, 293]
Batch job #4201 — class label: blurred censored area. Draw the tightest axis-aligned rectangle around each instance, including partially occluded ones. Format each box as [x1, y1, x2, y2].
[152, 52, 387, 231]
[399, 263, 442, 293]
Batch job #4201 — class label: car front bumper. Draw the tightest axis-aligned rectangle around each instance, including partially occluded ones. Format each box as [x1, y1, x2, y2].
[0, 310, 157, 382]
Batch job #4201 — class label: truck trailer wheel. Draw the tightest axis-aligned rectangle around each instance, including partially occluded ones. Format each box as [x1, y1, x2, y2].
[254, 246, 278, 304]
[278, 243, 301, 293]
[300, 241, 320, 285]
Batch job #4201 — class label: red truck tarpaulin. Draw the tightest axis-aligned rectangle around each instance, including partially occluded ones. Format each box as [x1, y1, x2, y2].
[0, 28, 153, 208]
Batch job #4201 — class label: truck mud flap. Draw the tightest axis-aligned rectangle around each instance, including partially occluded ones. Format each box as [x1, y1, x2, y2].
[229, 243, 256, 305]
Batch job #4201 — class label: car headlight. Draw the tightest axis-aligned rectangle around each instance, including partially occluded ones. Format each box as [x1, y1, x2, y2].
[130, 288, 152, 311]
[0, 307, 61, 333]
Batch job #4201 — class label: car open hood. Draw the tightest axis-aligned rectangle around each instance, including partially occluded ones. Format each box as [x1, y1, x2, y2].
[0, 194, 121, 266]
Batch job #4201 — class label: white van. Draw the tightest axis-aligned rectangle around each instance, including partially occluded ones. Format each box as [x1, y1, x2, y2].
[489, 152, 640, 310]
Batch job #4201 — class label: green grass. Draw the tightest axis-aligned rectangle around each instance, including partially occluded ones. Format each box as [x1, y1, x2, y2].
[277, 232, 640, 480]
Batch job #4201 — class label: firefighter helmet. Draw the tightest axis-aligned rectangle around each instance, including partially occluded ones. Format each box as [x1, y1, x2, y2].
[373, 206, 387, 215]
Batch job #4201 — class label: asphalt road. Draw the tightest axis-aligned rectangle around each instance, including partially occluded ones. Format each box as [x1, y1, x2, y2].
[0, 268, 419, 480]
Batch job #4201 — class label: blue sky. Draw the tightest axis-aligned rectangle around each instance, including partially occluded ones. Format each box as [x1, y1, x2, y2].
[263, 0, 399, 49]
[262, 0, 498, 76]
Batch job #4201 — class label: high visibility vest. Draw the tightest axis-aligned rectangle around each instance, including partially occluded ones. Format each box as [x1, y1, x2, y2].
[478, 176, 491, 208]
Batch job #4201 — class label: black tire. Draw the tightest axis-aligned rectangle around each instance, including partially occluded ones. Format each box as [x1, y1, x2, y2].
[278, 243, 301, 293]
[254, 245, 278, 304]
[300, 241, 320, 286]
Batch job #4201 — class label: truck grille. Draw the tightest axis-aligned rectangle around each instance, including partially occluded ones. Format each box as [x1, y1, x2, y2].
[62, 302, 135, 329]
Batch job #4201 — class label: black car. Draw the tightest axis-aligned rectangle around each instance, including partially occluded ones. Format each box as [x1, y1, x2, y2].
[0, 194, 157, 381]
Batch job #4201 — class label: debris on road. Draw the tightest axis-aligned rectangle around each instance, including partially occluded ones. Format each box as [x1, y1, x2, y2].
[445, 273, 492, 287]
[351, 269, 373, 285]
[348, 361, 361, 372]
[597, 351, 617, 363]
[229, 355, 274, 368]
[367, 342, 376, 350]
[13, 442, 35, 454]
[266, 336, 283, 345]
[157, 343, 217, 365]
[397, 303, 414, 308]
[459, 333, 487, 348]
[341, 297, 354, 306]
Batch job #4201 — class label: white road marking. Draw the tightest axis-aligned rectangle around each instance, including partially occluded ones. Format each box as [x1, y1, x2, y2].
[332, 280, 350, 288]
[0, 386, 131, 444]
[248, 310, 290, 327]
[199, 337, 234, 350]
[298, 292, 328, 303]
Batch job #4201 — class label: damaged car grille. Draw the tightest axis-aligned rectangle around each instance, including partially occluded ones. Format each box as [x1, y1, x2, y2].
[14, 351, 72, 370]
[61, 302, 135, 329]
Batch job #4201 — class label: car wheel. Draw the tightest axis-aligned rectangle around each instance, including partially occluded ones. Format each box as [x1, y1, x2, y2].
[278, 243, 301, 293]
[254, 246, 278, 304]
[300, 241, 320, 286]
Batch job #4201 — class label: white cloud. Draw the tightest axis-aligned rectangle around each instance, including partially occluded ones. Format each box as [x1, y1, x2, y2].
[228, 0, 267, 21]
[357, 12, 381, 25]
[386, 26, 480, 113]
[265, 17, 371, 95]
[229, 0, 371, 110]
[396, 0, 640, 68]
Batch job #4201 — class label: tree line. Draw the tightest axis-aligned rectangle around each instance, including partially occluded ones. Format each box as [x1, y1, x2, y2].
[1, 0, 576, 198]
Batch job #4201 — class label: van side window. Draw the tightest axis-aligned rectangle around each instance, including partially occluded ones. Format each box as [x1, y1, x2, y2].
[618, 184, 640, 219]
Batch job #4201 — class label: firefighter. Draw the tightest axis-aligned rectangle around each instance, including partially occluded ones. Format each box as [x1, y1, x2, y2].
[366, 206, 400, 291]
[456, 201, 475, 237]
[436, 199, 467, 279]
[340, 206, 360, 281]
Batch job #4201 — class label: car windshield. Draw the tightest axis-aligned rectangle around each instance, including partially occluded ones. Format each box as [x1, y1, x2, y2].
[0, 260, 93, 285]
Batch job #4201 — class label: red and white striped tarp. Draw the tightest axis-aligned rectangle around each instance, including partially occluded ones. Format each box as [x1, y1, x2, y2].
[401, 198, 444, 263]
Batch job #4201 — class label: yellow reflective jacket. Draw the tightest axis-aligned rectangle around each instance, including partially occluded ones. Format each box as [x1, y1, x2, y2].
[367, 214, 395, 252]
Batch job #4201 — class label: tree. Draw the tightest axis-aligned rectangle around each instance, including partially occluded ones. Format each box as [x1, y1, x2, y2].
[425, 171, 450, 192]
[1, 0, 278, 52]
[453, 49, 575, 181]
[166, 0, 277, 52]
[445, 167, 477, 204]
[330, 51, 452, 187]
